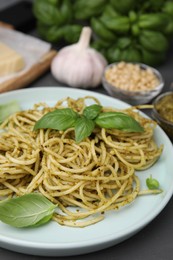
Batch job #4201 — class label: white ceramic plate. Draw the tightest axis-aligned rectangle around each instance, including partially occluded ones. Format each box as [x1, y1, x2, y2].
[0, 87, 173, 257]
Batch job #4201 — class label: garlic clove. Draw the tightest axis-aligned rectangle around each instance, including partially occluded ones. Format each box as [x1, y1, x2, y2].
[51, 27, 107, 88]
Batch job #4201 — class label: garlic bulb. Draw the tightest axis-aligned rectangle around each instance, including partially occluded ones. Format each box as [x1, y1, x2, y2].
[51, 27, 107, 88]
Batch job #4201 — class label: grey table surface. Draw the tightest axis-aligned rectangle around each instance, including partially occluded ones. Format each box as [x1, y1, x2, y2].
[1, 1, 173, 260]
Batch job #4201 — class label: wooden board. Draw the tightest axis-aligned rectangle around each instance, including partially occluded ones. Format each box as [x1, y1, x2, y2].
[0, 23, 57, 93]
[0, 50, 57, 93]
[0, 21, 14, 29]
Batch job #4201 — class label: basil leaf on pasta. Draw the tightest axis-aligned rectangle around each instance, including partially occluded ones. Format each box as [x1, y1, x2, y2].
[75, 116, 95, 143]
[83, 104, 102, 120]
[95, 112, 144, 132]
[0, 193, 56, 228]
[34, 108, 78, 131]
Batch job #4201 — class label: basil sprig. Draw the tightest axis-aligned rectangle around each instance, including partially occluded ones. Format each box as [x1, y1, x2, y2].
[95, 112, 144, 132]
[34, 104, 144, 142]
[83, 104, 102, 120]
[146, 175, 160, 190]
[0, 193, 56, 228]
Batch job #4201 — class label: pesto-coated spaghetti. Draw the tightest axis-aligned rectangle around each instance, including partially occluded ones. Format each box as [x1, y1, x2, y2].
[0, 96, 163, 227]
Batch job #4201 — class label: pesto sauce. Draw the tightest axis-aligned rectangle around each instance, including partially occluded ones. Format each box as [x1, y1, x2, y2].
[156, 93, 173, 123]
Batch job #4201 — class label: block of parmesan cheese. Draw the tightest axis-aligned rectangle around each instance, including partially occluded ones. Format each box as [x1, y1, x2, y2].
[0, 42, 25, 76]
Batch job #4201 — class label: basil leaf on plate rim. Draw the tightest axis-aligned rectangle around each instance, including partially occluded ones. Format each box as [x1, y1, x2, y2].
[0, 193, 56, 228]
[0, 101, 20, 124]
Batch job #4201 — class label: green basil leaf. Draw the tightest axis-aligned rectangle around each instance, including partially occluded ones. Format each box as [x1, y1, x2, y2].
[95, 112, 144, 132]
[75, 116, 95, 143]
[33, 0, 62, 26]
[83, 104, 102, 120]
[34, 108, 78, 131]
[0, 101, 20, 124]
[32, 214, 53, 227]
[47, 0, 58, 5]
[0, 193, 56, 228]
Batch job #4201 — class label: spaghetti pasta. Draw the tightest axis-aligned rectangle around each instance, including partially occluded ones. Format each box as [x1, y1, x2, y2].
[0, 96, 163, 227]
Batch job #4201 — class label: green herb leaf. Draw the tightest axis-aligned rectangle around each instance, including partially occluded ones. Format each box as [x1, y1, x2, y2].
[34, 108, 78, 131]
[146, 175, 160, 190]
[83, 104, 102, 120]
[32, 214, 53, 227]
[33, 0, 62, 26]
[75, 116, 95, 143]
[0, 101, 20, 124]
[0, 193, 56, 228]
[95, 112, 144, 132]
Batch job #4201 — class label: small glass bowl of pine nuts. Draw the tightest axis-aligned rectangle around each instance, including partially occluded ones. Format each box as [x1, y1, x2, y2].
[102, 62, 164, 105]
